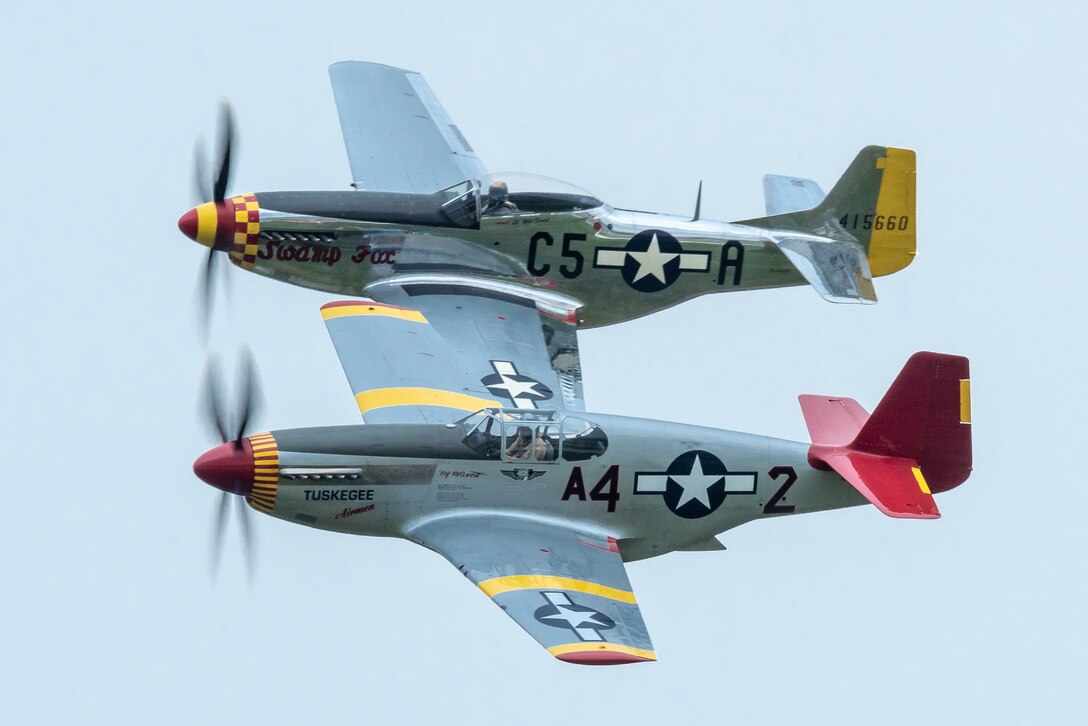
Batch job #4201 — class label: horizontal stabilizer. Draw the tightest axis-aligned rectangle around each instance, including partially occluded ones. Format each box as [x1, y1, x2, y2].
[820, 451, 939, 519]
[798, 395, 870, 446]
[772, 236, 877, 304]
[763, 175, 825, 216]
[800, 352, 972, 519]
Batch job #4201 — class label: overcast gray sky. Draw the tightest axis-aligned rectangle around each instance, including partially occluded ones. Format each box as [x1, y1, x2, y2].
[2, 1, 1084, 723]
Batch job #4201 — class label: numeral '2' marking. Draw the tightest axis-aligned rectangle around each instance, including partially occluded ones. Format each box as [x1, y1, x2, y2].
[763, 466, 797, 515]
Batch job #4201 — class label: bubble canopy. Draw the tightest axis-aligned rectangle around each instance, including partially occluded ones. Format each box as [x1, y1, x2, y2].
[478, 172, 604, 214]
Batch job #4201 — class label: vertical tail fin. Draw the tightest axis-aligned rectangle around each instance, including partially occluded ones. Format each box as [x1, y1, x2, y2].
[817, 146, 916, 276]
[740, 146, 917, 277]
[853, 351, 972, 492]
[800, 352, 972, 519]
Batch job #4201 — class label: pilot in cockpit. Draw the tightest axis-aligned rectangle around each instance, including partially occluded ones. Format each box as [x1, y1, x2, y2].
[505, 426, 554, 461]
[481, 180, 518, 215]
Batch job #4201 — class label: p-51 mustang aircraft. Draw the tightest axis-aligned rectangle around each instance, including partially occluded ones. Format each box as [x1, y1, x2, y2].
[193, 287, 971, 665]
[179, 62, 917, 328]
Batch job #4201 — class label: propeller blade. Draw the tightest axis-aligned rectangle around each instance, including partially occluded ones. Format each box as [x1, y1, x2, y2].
[210, 490, 230, 580]
[200, 354, 230, 444]
[236, 495, 255, 583]
[232, 346, 262, 448]
[193, 136, 212, 204]
[212, 101, 235, 203]
[197, 247, 218, 340]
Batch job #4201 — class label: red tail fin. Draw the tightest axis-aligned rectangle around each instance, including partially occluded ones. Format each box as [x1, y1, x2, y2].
[799, 352, 972, 519]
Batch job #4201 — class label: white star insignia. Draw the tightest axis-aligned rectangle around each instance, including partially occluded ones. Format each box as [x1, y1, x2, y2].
[491, 374, 544, 400]
[627, 233, 677, 284]
[541, 606, 607, 630]
[670, 453, 724, 509]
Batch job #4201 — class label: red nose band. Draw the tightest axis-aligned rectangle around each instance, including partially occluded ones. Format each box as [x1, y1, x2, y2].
[193, 440, 254, 496]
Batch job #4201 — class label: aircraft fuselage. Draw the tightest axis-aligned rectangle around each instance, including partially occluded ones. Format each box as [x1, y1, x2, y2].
[236, 411, 866, 561]
[184, 190, 810, 328]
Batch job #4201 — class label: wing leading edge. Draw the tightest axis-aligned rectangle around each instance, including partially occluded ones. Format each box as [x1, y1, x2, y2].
[410, 516, 656, 665]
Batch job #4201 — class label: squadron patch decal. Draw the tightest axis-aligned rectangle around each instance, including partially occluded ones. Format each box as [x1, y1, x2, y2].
[594, 229, 711, 292]
[533, 592, 616, 641]
[481, 361, 553, 409]
[634, 450, 756, 519]
[501, 468, 548, 481]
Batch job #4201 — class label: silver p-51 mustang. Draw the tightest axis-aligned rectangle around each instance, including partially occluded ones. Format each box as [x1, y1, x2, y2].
[178, 62, 918, 328]
[193, 291, 971, 665]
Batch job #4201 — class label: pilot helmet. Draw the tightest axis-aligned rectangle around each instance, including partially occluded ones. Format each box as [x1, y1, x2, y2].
[487, 180, 509, 201]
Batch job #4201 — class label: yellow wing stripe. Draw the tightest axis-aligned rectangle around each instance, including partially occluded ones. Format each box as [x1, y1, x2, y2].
[547, 642, 657, 661]
[321, 304, 428, 324]
[478, 575, 637, 605]
[960, 379, 972, 424]
[355, 388, 497, 415]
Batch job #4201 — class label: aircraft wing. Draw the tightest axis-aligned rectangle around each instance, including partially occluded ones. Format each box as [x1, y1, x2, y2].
[409, 516, 656, 665]
[329, 61, 487, 193]
[321, 278, 584, 424]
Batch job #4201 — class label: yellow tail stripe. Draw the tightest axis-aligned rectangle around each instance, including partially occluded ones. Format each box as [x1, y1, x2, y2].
[322, 304, 428, 324]
[479, 575, 637, 604]
[960, 379, 972, 424]
[868, 147, 916, 277]
[912, 466, 931, 495]
[355, 388, 497, 415]
[547, 643, 657, 661]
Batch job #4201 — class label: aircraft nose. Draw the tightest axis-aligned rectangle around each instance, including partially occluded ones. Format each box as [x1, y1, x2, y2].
[178, 207, 199, 240]
[177, 202, 226, 249]
[193, 440, 254, 496]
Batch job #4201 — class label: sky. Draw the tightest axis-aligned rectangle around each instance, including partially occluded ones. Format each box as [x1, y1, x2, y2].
[2, 1, 1084, 723]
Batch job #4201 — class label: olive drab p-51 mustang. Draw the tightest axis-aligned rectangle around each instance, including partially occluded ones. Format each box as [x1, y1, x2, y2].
[178, 61, 918, 328]
[193, 287, 972, 664]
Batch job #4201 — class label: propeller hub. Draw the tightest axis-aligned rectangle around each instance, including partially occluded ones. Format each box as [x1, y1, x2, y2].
[194, 439, 255, 496]
[178, 201, 237, 249]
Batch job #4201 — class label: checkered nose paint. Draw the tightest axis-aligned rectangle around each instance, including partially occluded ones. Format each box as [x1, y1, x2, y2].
[177, 194, 261, 265]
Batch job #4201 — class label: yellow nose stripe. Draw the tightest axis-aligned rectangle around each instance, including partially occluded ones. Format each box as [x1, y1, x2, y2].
[195, 202, 218, 247]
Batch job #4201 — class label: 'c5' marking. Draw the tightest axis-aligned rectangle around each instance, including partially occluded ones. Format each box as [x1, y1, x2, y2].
[247, 432, 279, 513]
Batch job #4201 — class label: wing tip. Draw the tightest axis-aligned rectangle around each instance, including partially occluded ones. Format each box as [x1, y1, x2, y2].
[320, 300, 428, 323]
[549, 643, 657, 666]
[554, 650, 657, 666]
